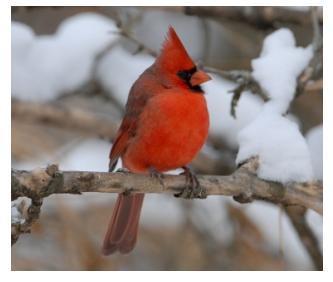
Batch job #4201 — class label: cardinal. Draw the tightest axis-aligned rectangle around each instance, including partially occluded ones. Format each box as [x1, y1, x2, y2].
[102, 26, 211, 255]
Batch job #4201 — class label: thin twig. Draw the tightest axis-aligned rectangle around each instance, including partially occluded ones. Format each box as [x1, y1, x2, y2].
[203, 67, 269, 118]
[284, 206, 323, 270]
[113, 29, 157, 57]
[295, 7, 323, 98]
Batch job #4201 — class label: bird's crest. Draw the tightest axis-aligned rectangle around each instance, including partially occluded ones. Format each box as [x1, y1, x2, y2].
[156, 26, 195, 72]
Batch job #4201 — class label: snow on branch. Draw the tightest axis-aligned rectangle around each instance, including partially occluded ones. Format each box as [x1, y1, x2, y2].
[11, 159, 322, 244]
[236, 28, 319, 185]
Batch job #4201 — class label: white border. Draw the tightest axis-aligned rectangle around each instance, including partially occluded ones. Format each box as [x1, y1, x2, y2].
[2, 0, 329, 278]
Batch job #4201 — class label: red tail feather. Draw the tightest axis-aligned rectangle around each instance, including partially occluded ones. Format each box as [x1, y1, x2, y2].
[102, 193, 144, 255]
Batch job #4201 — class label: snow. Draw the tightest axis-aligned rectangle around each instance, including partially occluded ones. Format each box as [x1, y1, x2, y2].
[306, 125, 323, 180]
[11, 200, 25, 224]
[252, 28, 313, 113]
[204, 75, 264, 149]
[236, 28, 314, 183]
[11, 21, 35, 59]
[12, 13, 119, 102]
[204, 74, 299, 150]
[237, 111, 313, 183]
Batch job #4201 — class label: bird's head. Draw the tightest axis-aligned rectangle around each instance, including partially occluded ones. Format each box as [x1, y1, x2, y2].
[154, 26, 211, 92]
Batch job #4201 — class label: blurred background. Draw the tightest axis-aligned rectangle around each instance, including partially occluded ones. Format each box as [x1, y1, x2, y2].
[11, 6, 322, 270]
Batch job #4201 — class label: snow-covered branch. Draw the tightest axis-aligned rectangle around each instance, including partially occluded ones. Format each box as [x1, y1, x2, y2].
[11, 158, 322, 244]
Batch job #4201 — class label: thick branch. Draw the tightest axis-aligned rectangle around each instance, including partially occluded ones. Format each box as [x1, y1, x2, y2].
[11, 160, 323, 245]
[12, 160, 322, 212]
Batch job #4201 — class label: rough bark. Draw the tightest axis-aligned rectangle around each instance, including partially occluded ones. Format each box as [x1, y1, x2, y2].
[11, 158, 323, 245]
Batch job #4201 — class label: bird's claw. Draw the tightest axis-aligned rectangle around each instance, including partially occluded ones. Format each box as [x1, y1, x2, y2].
[174, 167, 207, 199]
[115, 168, 131, 174]
[149, 167, 165, 186]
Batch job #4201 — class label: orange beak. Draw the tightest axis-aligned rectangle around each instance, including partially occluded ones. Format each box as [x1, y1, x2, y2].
[190, 70, 212, 87]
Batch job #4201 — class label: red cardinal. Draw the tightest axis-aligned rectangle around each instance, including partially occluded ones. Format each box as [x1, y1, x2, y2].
[102, 26, 211, 255]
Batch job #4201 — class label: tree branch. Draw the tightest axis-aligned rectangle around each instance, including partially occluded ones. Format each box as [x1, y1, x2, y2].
[284, 206, 323, 270]
[11, 160, 323, 213]
[12, 99, 119, 141]
[11, 159, 323, 244]
[183, 6, 322, 29]
[295, 7, 323, 98]
[202, 67, 269, 118]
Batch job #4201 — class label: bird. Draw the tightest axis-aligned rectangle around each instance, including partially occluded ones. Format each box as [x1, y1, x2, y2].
[102, 26, 211, 255]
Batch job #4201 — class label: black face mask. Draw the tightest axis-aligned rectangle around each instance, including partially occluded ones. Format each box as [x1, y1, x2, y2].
[177, 66, 203, 93]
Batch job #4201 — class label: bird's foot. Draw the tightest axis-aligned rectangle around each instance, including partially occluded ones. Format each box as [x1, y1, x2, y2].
[115, 168, 131, 174]
[149, 167, 165, 186]
[174, 166, 207, 199]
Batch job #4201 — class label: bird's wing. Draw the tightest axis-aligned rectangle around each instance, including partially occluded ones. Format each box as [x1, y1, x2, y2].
[109, 70, 158, 171]
[108, 120, 133, 172]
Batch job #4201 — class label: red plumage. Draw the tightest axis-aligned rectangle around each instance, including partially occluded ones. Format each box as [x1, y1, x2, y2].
[102, 26, 211, 255]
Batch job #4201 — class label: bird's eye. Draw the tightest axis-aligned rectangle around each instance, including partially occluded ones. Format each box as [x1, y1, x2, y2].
[177, 66, 198, 83]
[177, 70, 191, 81]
